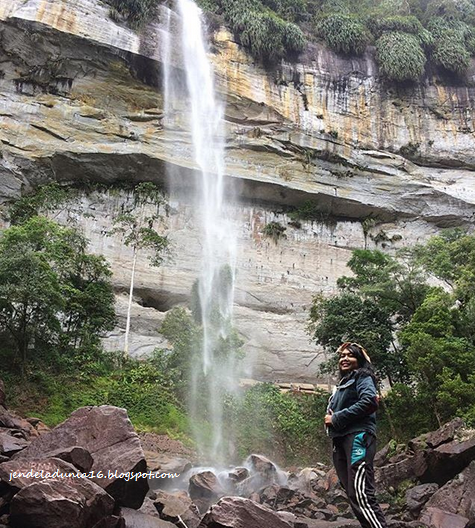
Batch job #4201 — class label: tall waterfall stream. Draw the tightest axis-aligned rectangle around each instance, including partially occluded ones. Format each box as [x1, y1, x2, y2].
[162, 0, 239, 465]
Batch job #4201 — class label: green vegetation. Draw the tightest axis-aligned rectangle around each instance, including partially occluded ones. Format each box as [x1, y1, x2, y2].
[224, 384, 330, 465]
[102, 0, 475, 79]
[220, 0, 306, 62]
[1, 185, 333, 464]
[103, 0, 475, 78]
[5, 183, 475, 464]
[376, 32, 426, 81]
[109, 182, 169, 358]
[0, 217, 115, 366]
[263, 221, 287, 243]
[7, 182, 75, 226]
[428, 18, 472, 74]
[0, 184, 186, 440]
[318, 14, 369, 55]
[197, 0, 475, 78]
[309, 231, 475, 441]
[289, 200, 322, 221]
[103, 0, 159, 28]
[0, 352, 188, 437]
[315, 0, 475, 78]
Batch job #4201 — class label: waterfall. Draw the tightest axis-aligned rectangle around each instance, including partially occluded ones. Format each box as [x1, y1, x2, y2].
[162, 0, 239, 464]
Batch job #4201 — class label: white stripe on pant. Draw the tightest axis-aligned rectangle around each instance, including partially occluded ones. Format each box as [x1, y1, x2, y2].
[355, 462, 384, 528]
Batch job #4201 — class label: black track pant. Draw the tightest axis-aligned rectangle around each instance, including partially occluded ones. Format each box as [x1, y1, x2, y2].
[332, 432, 387, 528]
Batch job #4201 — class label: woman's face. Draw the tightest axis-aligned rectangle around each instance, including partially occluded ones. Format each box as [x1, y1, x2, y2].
[338, 348, 359, 373]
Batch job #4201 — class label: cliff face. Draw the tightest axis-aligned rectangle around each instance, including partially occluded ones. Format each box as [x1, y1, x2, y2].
[1, 0, 474, 381]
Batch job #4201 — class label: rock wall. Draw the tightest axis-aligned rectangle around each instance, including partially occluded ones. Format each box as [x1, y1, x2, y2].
[1, 0, 474, 381]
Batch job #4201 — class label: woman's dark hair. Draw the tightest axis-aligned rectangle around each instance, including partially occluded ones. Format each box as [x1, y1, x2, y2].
[338, 342, 377, 384]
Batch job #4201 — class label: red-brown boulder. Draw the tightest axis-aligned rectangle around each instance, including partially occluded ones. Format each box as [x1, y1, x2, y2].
[15, 406, 148, 508]
[420, 460, 475, 523]
[198, 496, 293, 528]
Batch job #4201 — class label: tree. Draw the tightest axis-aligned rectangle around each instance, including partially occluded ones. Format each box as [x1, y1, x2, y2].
[309, 293, 397, 382]
[414, 228, 475, 303]
[400, 288, 475, 425]
[8, 183, 75, 226]
[338, 249, 429, 324]
[110, 183, 169, 357]
[0, 217, 115, 365]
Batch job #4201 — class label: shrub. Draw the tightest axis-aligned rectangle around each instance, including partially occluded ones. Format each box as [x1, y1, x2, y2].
[424, 0, 475, 25]
[104, 0, 158, 27]
[465, 26, 475, 54]
[371, 15, 424, 36]
[427, 19, 472, 74]
[222, 0, 307, 62]
[223, 384, 330, 465]
[319, 14, 369, 55]
[238, 12, 282, 61]
[376, 31, 426, 81]
[263, 221, 287, 243]
[261, 0, 308, 22]
[432, 36, 471, 73]
[283, 22, 306, 53]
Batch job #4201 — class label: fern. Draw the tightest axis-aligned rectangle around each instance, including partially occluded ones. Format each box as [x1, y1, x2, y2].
[376, 31, 426, 81]
[319, 14, 369, 55]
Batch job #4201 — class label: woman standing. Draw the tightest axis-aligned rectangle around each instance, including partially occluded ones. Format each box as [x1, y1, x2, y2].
[324, 342, 388, 528]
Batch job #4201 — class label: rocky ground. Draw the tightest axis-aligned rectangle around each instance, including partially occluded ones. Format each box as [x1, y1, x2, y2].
[1, 379, 474, 528]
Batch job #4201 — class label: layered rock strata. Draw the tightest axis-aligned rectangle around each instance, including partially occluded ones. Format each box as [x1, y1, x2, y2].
[1, 0, 475, 380]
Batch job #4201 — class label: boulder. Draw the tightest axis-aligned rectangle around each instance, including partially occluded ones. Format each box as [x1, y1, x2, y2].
[144, 451, 191, 475]
[0, 457, 92, 495]
[421, 461, 475, 523]
[198, 496, 293, 527]
[189, 471, 225, 501]
[375, 451, 427, 490]
[138, 496, 160, 516]
[405, 483, 439, 515]
[152, 489, 201, 528]
[421, 436, 475, 485]
[0, 430, 29, 457]
[15, 406, 148, 508]
[324, 468, 339, 491]
[247, 454, 277, 478]
[7, 460, 115, 528]
[228, 467, 249, 484]
[0, 407, 36, 439]
[419, 507, 469, 528]
[91, 515, 125, 528]
[277, 511, 297, 525]
[38, 446, 93, 472]
[25, 418, 50, 437]
[374, 442, 392, 467]
[120, 507, 176, 528]
[236, 455, 280, 496]
[408, 418, 465, 452]
[153, 489, 192, 517]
